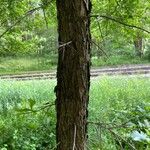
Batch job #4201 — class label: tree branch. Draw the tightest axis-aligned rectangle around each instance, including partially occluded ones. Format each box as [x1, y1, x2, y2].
[0, 20, 8, 28]
[91, 15, 150, 34]
[0, 6, 41, 39]
[42, 8, 49, 29]
[90, 39, 108, 58]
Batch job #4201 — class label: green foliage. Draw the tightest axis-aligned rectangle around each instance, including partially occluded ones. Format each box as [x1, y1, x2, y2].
[0, 0, 57, 57]
[145, 49, 150, 62]
[0, 79, 56, 149]
[126, 103, 150, 149]
[0, 77, 150, 149]
[91, 0, 150, 58]
[0, 0, 149, 60]
[0, 32, 39, 56]
[0, 102, 56, 149]
[88, 77, 150, 149]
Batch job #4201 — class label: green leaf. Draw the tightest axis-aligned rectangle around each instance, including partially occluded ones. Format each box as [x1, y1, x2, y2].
[28, 99, 36, 110]
[131, 131, 150, 142]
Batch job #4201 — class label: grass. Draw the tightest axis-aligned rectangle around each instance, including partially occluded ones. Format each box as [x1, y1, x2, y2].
[92, 55, 150, 67]
[88, 77, 150, 149]
[0, 55, 149, 75]
[0, 56, 57, 75]
[0, 76, 150, 149]
[89, 76, 150, 121]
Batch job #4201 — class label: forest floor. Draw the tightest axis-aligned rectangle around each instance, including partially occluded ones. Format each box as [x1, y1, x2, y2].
[0, 64, 150, 80]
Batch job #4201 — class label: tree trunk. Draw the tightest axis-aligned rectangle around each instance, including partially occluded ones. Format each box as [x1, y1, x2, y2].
[55, 0, 91, 149]
[134, 33, 143, 57]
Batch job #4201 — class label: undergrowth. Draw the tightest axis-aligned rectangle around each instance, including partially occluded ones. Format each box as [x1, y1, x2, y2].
[0, 77, 149, 149]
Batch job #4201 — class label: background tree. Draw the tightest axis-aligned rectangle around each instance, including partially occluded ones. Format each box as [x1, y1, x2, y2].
[91, 0, 150, 58]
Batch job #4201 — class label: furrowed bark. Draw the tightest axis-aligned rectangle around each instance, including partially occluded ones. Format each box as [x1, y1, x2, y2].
[56, 0, 91, 149]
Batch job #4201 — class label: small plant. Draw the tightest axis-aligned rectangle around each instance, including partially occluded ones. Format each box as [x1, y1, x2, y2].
[0, 100, 56, 149]
[110, 102, 150, 149]
[125, 103, 150, 149]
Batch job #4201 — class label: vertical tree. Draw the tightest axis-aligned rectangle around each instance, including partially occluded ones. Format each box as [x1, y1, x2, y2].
[56, 0, 91, 149]
[134, 32, 143, 57]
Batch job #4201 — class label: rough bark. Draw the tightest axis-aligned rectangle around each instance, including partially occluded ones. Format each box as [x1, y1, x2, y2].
[55, 0, 91, 149]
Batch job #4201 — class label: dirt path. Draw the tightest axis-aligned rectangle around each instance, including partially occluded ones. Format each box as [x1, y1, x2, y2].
[0, 64, 150, 80]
